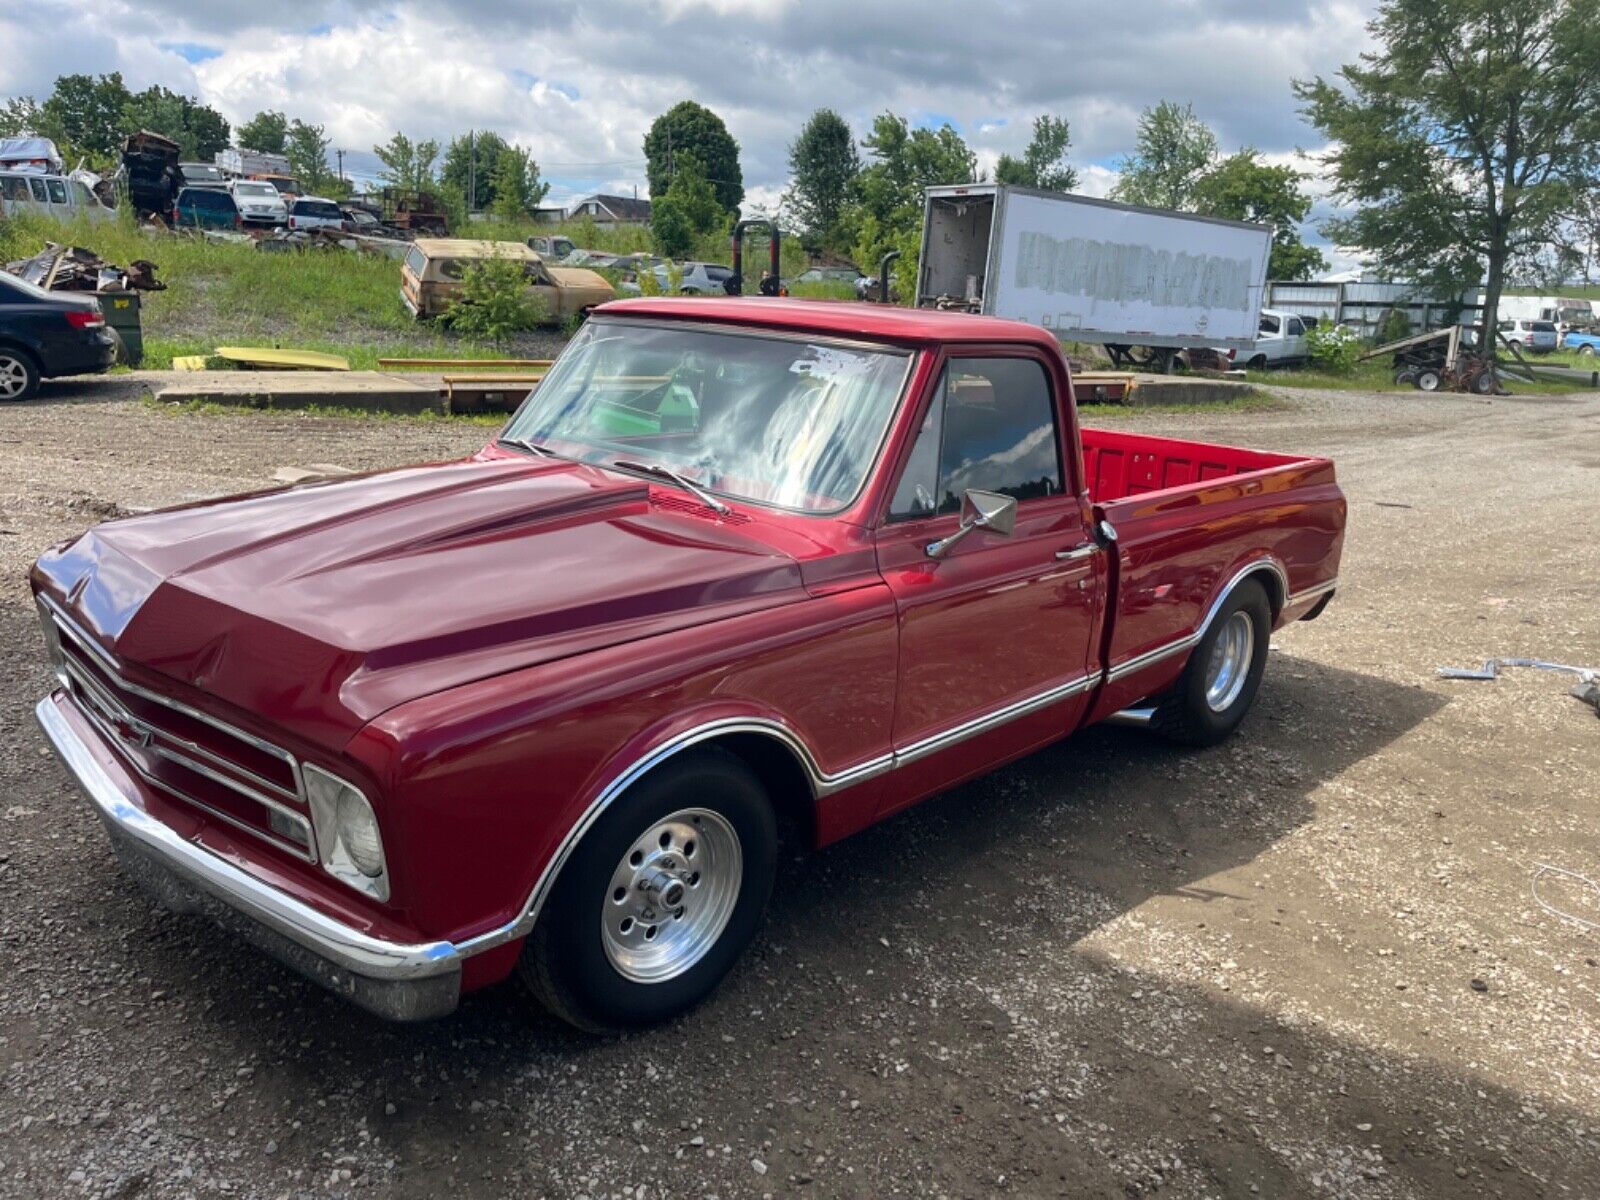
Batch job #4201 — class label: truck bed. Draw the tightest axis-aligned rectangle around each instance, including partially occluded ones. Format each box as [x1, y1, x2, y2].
[1079, 428, 1344, 722]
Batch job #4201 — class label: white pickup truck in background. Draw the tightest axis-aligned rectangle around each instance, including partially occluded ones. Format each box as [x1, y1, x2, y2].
[1235, 309, 1311, 368]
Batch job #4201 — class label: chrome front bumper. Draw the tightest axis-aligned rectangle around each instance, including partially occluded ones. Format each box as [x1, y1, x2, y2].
[36, 695, 465, 1020]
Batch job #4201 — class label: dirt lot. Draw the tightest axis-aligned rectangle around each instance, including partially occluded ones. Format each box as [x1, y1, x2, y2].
[1, 378, 1597, 1199]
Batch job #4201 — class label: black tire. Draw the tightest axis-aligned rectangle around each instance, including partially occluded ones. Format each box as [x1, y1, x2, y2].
[517, 747, 777, 1033]
[1578, 344, 1595, 358]
[1152, 579, 1271, 746]
[1471, 368, 1495, 395]
[0, 347, 41, 402]
[1247, 354, 1268, 370]
[1393, 368, 1418, 386]
[1415, 368, 1442, 392]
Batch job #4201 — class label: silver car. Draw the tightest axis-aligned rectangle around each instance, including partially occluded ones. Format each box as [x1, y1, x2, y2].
[228, 180, 287, 227]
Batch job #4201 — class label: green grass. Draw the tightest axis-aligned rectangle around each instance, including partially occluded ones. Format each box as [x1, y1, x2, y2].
[1244, 357, 1596, 394]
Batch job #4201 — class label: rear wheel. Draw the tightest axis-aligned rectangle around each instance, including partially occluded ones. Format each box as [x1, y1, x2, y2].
[1247, 354, 1268, 370]
[518, 748, 777, 1032]
[1153, 579, 1271, 746]
[1578, 344, 1596, 358]
[1415, 368, 1442, 392]
[0, 348, 40, 402]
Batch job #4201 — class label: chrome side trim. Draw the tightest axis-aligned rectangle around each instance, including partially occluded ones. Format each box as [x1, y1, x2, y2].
[456, 673, 1097, 960]
[1105, 558, 1289, 685]
[895, 672, 1095, 766]
[1286, 576, 1338, 606]
[37, 697, 462, 983]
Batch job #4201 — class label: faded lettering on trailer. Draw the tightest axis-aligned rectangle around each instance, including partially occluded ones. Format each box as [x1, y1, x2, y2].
[1013, 233, 1255, 314]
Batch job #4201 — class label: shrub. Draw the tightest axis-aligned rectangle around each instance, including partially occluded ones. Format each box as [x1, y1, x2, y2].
[1376, 307, 1411, 345]
[439, 254, 546, 342]
[1306, 322, 1363, 373]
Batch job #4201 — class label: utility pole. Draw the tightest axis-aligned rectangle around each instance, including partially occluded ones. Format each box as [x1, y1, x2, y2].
[336, 148, 344, 184]
[468, 130, 475, 211]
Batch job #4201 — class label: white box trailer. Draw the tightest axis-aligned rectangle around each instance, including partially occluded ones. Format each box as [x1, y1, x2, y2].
[917, 184, 1272, 368]
[215, 148, 293, 179]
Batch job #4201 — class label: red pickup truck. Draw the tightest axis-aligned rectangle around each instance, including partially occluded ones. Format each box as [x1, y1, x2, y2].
[33, 299, 1344, 1029]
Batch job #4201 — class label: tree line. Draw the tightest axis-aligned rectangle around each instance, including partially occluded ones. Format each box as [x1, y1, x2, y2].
[4, 0, 1595, 331]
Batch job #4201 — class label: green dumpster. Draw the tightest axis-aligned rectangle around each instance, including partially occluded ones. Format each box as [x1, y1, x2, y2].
[98, 290, 143, 367]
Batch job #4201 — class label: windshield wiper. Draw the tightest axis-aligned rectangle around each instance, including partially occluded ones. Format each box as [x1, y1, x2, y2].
[498, 434, 551, 458]
[610, 458, 730, 515]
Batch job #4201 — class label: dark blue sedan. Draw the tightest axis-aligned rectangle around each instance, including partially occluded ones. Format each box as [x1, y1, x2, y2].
[0, 273, 117, 401]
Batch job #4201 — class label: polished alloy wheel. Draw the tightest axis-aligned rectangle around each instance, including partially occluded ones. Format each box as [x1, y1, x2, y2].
[601, 807, 742, 983]
[1204, 610, 1255, 712]
[0, 356, 28, 400]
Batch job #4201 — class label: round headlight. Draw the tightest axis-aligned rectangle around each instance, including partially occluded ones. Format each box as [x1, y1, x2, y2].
[336, 789, 385, 877]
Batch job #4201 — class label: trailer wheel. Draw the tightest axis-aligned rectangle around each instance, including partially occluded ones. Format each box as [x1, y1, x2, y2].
[1152, 580, 1271, 747]
[1415, 368, 1442, 392]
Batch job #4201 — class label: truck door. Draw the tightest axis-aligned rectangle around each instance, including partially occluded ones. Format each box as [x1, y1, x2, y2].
[873, 351, 1098, 815]
[1284, 315, 1308, 363]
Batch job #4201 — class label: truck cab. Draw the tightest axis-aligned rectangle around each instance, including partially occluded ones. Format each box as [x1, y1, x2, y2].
[1240, 309, 1311, 368]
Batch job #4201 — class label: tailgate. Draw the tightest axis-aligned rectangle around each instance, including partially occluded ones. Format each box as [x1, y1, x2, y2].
[1083, 428, 1345, 716]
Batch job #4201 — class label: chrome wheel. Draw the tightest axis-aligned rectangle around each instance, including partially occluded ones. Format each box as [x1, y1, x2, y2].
[601, 807, 742, 984]
[0, 355, 29, 401]
[1203, 611, 1255, 712]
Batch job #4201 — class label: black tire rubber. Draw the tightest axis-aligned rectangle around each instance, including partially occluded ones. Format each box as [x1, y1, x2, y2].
[1248, 354, 1268, 369]
[517, 747, 777, 1033]
[1152, 579, 1272, 747]
[1415, 369, 1442, 392]
[1578, 344, 1595, 358]
[0, 347, 41, 402]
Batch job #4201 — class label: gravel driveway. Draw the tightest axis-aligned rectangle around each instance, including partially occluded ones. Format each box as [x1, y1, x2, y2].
[1, 377, 1597, 1198]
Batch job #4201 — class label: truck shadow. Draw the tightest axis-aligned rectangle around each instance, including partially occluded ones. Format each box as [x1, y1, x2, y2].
[104, 652, 1600, 1193]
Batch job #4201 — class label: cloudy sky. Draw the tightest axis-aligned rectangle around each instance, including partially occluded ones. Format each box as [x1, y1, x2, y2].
[0, 0, 1377, 267]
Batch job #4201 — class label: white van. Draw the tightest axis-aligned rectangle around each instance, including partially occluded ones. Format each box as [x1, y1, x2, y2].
[0, 171, 116, 224]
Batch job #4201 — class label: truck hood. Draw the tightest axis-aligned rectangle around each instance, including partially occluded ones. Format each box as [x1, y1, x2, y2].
[33, 456, 804, 749]
[547, 266, 613, 291]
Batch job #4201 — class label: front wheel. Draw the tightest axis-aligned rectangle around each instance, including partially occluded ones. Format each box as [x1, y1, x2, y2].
[1578, 344, 1596, 358]
[518, 748, 776, 1032]
[1153, 579, 1271, 746]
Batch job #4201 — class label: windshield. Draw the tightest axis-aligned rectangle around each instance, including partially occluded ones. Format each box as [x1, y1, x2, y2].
[500, 320, 911, 514]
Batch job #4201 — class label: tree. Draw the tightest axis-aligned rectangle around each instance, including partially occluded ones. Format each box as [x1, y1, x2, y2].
[995, 115, 1078, 193]
[121, 85, 230, 160]
[846, 113, 977, 302]
[373, 132, 440, 193]
[488, 144, 550, 221]
[0, 96, 44, 139]
[1111, 101, 1219, 210]
[644, 101, 743, 213]
[650, 153, 725, 257]
[39, 73, 132, 158]
[1192, 151, 1328, 280]
[286, 119, 334, 192]
[237, 110, 288, 154]
[442, 130, 511, 210]
[786, 109, 859, 246]
[1297, 0, 1600, 343]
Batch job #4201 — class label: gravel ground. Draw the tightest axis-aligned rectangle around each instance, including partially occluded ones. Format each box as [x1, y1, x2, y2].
[1, 376, 1597, 1199]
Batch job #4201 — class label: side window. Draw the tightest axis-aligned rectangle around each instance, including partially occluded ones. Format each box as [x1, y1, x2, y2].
[1259, 313, 1281, 335]
[888, 393, 944, 520]
[1286, 317, 1305, 336]
[890, 358, 1063, 519]
[71, 179, 96, 206]
[46, 177, 68, 205]
[29, 177, 48, 202]
[0, 176, 28, 201]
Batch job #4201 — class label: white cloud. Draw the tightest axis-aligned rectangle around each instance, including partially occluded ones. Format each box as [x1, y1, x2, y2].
[1, 0, 1380, 271]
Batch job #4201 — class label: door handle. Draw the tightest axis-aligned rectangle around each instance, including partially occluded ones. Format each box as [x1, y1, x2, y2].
[1054, 543, 1099, 562]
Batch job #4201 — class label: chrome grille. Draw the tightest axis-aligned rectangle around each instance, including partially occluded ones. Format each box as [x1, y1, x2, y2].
[41, 598, 316, 862]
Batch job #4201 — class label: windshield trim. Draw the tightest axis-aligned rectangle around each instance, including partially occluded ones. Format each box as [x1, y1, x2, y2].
[500, 316, 917, 518]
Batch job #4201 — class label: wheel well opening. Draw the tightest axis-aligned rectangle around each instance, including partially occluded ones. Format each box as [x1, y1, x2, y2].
[711, 732, 817, 851]
[1246, 566, 1285, 621]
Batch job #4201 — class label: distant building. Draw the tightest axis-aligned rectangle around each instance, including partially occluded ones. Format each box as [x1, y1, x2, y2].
[567, 193, 652, 226]
[531, 205, 566, 223]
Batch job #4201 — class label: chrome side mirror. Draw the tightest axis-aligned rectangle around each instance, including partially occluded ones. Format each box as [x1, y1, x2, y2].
[925, 489, 1017, 558]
